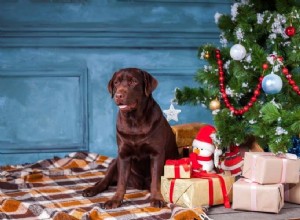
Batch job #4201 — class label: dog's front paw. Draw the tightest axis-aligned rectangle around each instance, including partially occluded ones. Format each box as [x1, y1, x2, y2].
[150, 198, 166, 208]
[103, 199, 122, 209]
[82, 186, 99, 197]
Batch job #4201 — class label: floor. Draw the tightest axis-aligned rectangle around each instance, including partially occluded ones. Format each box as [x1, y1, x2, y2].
[207, 203, 300, 220]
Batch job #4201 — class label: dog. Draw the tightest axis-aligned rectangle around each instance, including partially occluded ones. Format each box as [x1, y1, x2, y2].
[82, 68, 179, 209]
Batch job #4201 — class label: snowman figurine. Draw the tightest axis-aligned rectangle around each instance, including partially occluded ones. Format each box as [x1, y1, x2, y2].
[190, 125, 222, 173]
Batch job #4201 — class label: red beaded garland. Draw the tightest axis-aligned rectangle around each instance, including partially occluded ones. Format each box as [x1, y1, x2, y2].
[215, 49, 262, 116]
[214, 51, 300, 116]
[282, 67, 289, 75]
[281, 67, 300, 94]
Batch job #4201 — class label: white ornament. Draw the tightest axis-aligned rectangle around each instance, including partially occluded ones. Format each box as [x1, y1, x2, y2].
[230, 44, 247, 60]
[163, 103, 181, 122]
[262, 72, 283, 94]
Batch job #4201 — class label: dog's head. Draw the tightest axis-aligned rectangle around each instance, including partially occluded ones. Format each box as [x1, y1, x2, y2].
[108, 68, 158, 112]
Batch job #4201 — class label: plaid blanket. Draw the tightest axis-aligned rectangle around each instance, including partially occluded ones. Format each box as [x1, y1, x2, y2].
[0, 152, 207, 220]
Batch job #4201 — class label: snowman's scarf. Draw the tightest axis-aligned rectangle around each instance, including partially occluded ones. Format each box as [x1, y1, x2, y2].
[189, 152, 212, 170]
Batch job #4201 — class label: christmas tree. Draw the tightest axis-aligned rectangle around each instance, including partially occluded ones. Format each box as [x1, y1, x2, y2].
[175, 0, 300, 153]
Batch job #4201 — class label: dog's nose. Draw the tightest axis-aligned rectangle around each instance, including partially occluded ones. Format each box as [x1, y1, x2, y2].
[115, 93, 123, 99]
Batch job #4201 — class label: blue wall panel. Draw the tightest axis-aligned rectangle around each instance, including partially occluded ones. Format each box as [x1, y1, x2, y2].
[0, 0, 231, 165]
[0, 69, 88, 153]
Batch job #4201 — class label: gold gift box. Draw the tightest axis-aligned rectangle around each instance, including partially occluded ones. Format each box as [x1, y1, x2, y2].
[164, 159, 191, 179]
[161, 175, 234, 208]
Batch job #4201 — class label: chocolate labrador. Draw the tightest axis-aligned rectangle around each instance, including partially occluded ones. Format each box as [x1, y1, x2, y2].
[82, 68, 179, 209]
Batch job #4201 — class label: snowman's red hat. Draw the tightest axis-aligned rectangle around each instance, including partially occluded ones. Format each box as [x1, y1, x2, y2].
[192, 125, 216, 153]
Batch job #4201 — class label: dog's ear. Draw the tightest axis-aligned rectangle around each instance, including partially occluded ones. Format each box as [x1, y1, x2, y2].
[142, 70, 158, 97]
[108, 72, 117, 98]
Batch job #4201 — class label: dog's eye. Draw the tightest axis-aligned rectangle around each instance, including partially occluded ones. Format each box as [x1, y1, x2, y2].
[128, 79, 137, 86]
[114, 80, 120, 85]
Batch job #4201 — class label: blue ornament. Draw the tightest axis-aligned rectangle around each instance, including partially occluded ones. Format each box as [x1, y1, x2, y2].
[288, 136, 300, 158]
[262, 73, 283, 94]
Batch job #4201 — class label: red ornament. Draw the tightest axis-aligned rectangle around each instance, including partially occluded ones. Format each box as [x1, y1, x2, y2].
[285, 26, 296, 37]
[262, 63, 269, 70]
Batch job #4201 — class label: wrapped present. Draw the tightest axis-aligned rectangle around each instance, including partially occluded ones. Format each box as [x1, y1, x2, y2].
[232, 178, 284, 213]
[284, 174, 300, 204]
[164, 158, 191, 179]
[171, 123, 205, 156]
[242, 152, 300, 184]
[161, 173, 234, 208]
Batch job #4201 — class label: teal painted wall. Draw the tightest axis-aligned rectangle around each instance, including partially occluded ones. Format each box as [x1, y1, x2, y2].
[0, 0, 231, 165]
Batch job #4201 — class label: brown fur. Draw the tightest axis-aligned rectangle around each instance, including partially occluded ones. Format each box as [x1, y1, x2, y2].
[82, 68, 178, 209]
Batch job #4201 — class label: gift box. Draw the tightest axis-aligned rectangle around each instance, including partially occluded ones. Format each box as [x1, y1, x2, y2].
[284, 174, 300, 204]
[161, 174, 234, 208]
[164, 158, 191, 179]
[171, 123, 205, 156]
[242, 152, 300, 184]
[232, 178, 284, 213]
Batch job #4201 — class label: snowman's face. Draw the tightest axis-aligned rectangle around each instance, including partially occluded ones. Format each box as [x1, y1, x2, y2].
[193, 147, 212, 157]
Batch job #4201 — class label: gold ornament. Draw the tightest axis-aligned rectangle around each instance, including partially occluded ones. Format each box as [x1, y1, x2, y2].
[209, 98, 221, 110]
[204, 51, 210, 59]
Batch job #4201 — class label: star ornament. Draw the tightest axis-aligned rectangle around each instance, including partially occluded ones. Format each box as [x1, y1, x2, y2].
[163, 103, 181, 122]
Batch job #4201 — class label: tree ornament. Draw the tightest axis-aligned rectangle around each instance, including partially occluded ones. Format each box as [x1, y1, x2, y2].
[204, 51, 210, 59]
[262, 72, 283, 94]
[262, 63, 269, 70]
[163, 103, 181, 122]
[288, 136, 300, 157]
[285, 26, 296, 37]
[230, 44, 246, 61]
[209, 98, 221, 111]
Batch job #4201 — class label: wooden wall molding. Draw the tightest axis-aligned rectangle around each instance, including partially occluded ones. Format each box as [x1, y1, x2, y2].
[0, 68, 89, 154]
[147, 67, 196, 77]
[116, 0, 231, 4]
[0, 23, 220, 48]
